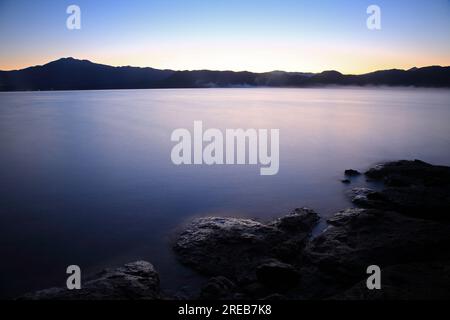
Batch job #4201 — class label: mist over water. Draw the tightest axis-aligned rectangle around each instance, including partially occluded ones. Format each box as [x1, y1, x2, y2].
[1, 87, 449, 297]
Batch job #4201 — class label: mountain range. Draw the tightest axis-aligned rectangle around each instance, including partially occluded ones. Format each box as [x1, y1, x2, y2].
[1, 57, 449, 91]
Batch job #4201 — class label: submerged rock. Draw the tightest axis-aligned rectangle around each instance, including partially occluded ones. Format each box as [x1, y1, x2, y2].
[21, 261, 161, 300]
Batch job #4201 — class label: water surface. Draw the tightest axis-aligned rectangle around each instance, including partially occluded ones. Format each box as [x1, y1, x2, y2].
[1, 87, 450, 297]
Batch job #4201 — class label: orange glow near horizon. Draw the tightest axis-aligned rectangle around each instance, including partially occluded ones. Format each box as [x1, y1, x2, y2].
[1, 44, 449, 74]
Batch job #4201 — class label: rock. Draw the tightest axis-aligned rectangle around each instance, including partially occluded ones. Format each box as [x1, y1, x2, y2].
[269, 207, 319, 233]
[348, 187, 375, 199]
[242, 281, 270, 298]
[377, 186, 450, 220]
[347, 187, 393, 209]
[174, 208, 319, 282]
[341, 179, 351, 184]
[326, 207, 363, 226]
[347, 188, 380, 207]
[344, 169, 361, 176]
[262, 293, 287, 300]
[331, 262, 450, 300]
[303, 208, 450, 297]
[363, 160, 450, 220]
[172, 160, 450, 300]
[365, 160, 450, 186]
[174, 216, 279, 279]
[256, 259, 300, 290]
[21, 261, 161, 300]
[200, 276, 237, 300]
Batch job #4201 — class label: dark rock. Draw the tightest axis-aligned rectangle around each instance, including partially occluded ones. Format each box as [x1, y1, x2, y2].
[174, 216, 280, 279]
[377, 186, 450, 220]
[200, 276, 237, 300]
[363, 160, 450, 220]
[256, 259, 300, 290]
[347, 188, 383, 207]
[326, 207, 363, 227]
[269, 207, 319, 233]
[172, 160, 450, 300]
[365, 160, 450, 187]
[344, 169, 361, 176]
[242, 281, 270, 298]
[262, 293, 288, 300]
[173, 208, 319, 282]
[303, 208, 450, 297]
[341, 179, 351, 184]
[21, 261, 161, 300]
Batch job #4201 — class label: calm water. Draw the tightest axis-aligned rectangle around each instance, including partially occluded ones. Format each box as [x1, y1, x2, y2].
[1, 87, 450, 298]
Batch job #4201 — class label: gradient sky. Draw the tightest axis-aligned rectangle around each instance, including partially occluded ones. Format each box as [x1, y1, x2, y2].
[0, 0, 449, 73]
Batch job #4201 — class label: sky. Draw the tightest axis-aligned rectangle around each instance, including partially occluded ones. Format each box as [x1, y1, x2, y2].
[0, 0, 449, 74]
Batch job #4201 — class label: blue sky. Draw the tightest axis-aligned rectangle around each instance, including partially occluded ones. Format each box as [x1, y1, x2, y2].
[0, 0, 449, 73]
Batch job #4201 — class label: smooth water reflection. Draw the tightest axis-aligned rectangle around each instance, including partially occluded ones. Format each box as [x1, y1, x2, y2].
[0, 87, 449, 297]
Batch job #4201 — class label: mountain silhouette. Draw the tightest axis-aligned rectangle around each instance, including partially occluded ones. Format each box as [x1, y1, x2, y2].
[1, 58, 449, 91]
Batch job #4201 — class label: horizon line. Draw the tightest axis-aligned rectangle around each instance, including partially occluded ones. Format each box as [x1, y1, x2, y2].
[1, 57, 449, 76]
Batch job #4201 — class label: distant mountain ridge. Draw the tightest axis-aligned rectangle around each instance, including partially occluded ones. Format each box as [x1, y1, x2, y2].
[1, 57, 449, 91]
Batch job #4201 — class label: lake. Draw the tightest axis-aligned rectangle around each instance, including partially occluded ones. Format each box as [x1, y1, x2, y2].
[1, 87, 450, 298]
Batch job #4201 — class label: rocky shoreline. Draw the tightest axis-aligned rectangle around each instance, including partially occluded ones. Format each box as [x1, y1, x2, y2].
[23, 160, 450, 300]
